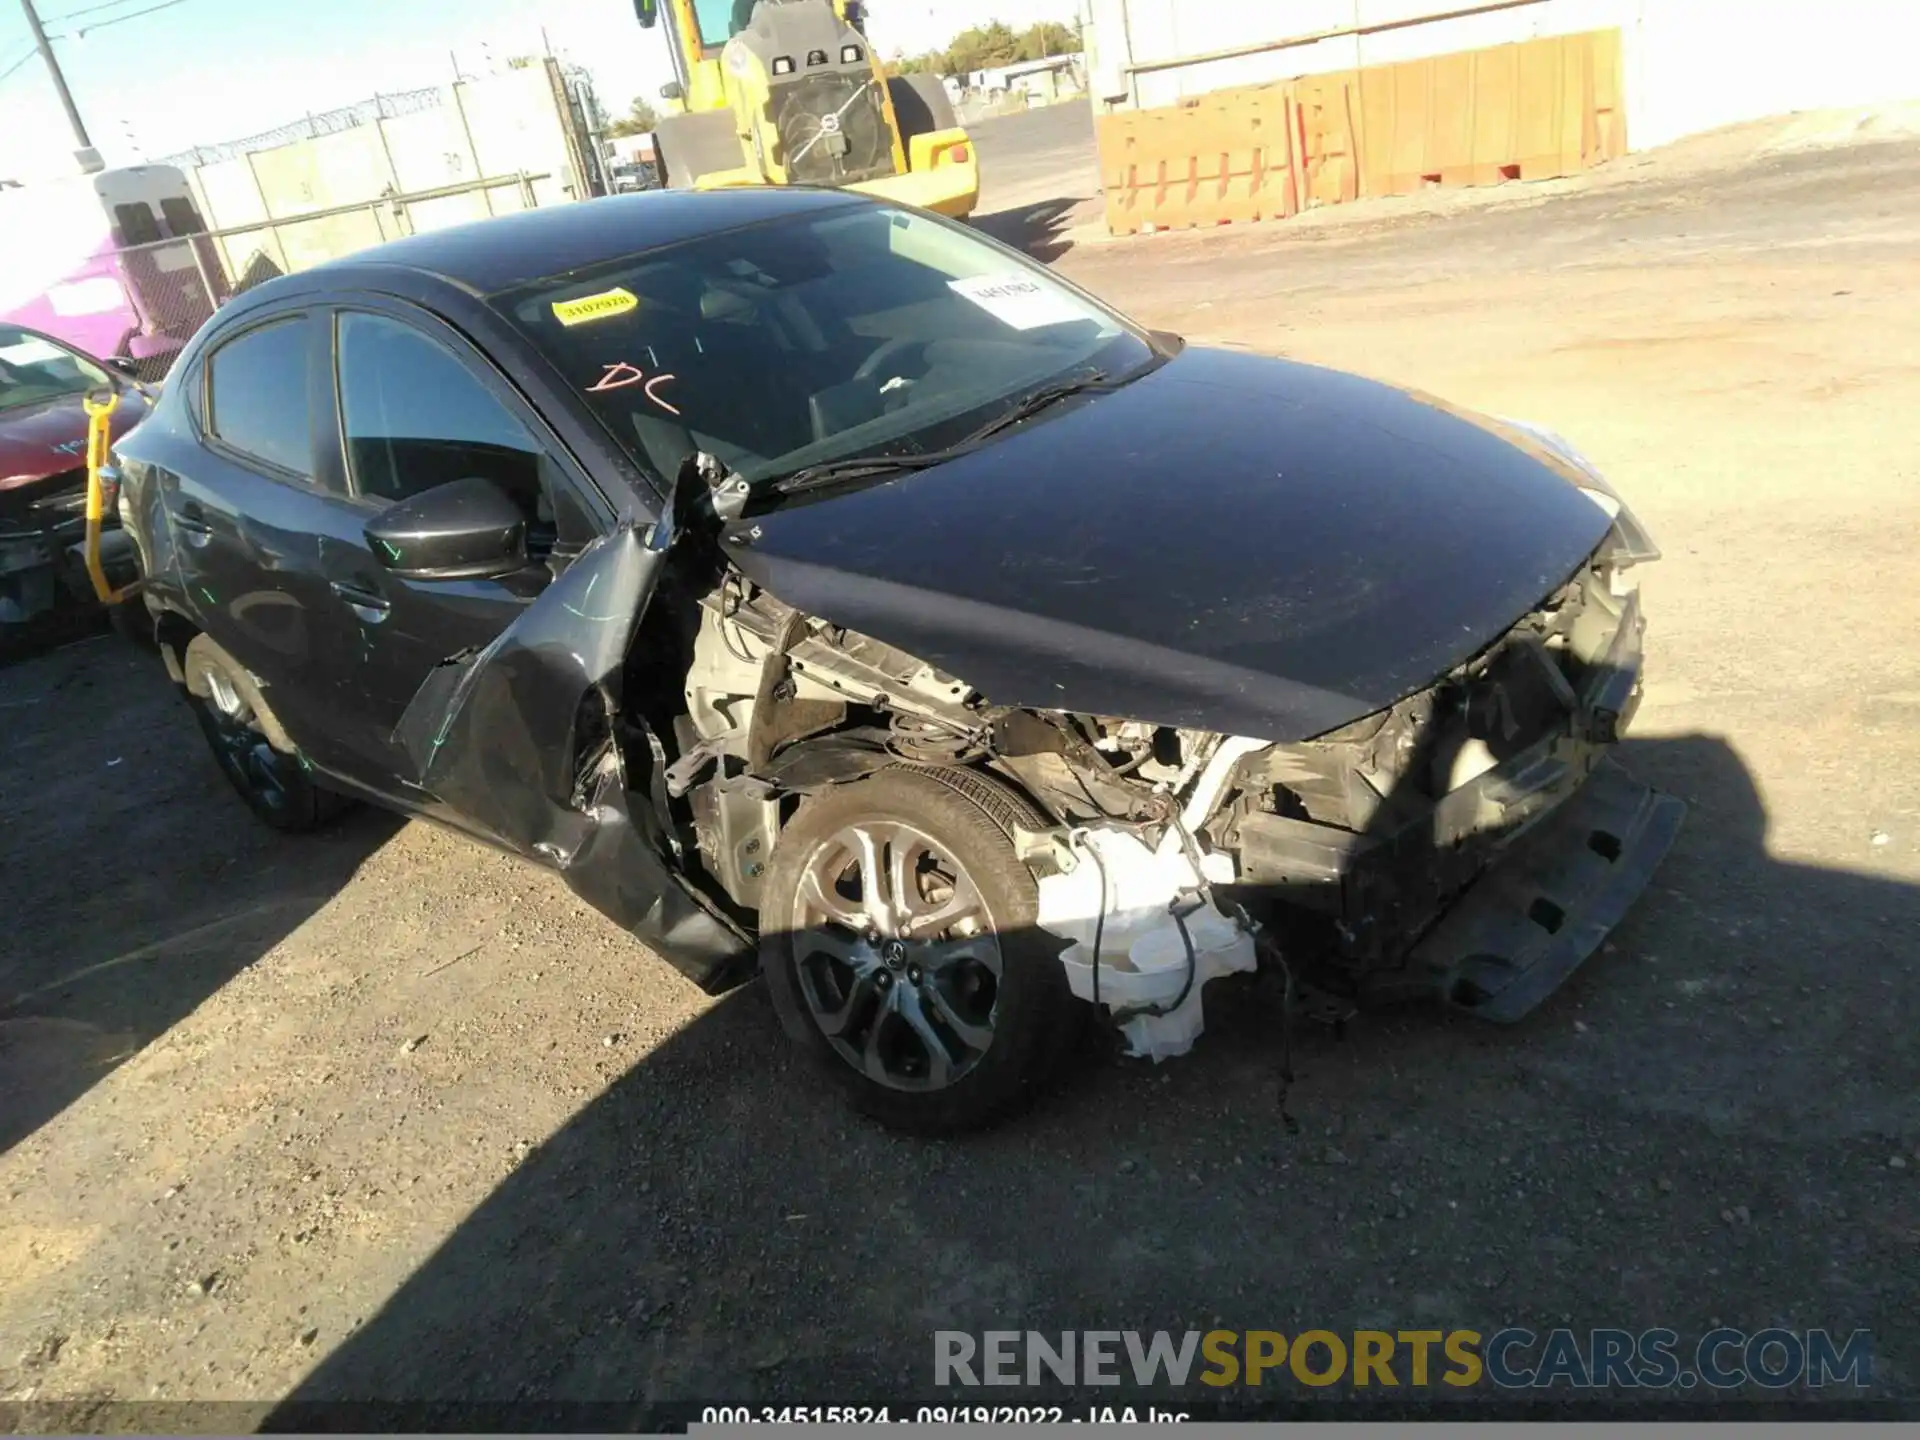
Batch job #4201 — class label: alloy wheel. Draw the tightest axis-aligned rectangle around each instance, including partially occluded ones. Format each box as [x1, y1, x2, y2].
[202, 668, 292, 814]
[790, 819, 1002, 1091]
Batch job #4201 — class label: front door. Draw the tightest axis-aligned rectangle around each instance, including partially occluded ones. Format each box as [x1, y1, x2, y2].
[310, 296, 741, 986]
[309, 302, 608, 791]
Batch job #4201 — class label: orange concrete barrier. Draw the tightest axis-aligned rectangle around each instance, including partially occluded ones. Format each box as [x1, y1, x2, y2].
[1098, 28, 1626, 235]
[1098, 83, 1302, 234]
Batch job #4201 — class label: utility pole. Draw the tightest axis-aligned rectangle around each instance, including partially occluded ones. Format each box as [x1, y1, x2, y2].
[15, 0, 93, 154]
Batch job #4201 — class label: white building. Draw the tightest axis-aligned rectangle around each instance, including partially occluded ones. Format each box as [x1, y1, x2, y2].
[969, 53, 1088, 107]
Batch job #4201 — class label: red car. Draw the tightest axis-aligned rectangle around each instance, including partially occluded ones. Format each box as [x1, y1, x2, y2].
[0, 322, 152, 639]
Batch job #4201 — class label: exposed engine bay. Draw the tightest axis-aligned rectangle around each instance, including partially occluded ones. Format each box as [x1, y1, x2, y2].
[642, 522, 1658, 1059]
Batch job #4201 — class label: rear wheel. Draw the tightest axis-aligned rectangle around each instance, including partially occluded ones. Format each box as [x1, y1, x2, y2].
[181, 634, 349, 832]
[887, 74, 959, 154]
[760, 768, 1076, 1134]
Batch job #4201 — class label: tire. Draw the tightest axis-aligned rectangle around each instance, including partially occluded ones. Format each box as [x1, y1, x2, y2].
[759, 767, 1076, 1135]
[180, 634, 350, 832]
[887, 74, 959, 152]
[651, 109, 747, 189]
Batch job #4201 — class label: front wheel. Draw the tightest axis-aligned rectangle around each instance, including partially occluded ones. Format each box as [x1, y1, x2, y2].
[759, 768, 1076, 1135]
[650, 108, 746, 190]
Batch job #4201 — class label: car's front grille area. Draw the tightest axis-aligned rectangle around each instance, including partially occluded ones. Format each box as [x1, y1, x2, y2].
[770, 73, 894, 186]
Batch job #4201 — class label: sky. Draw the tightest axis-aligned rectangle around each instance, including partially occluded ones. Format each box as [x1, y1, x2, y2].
[0, 0, 1084, 182]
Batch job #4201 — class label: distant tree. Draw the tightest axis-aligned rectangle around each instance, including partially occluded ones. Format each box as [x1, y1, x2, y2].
[886, 15, 1082, 82]
[505, 54, 539, 70]
[1015, 20, 1078, 61]
[945, 20, 1020, 74]
[605, 96, 661, 137]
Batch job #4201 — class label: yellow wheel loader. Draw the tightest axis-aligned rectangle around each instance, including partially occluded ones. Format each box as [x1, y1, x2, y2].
[633, 0, 979, 218]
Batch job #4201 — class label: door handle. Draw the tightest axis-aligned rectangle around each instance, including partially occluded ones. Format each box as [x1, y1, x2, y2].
[330, 578, 392, 623]
[173, 502, 213, 544]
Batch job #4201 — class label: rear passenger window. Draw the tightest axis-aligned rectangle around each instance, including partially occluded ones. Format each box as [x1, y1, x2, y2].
[208, 318, 312, 476]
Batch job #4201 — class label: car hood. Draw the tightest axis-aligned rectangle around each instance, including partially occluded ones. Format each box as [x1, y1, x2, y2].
[0, 387, 149, 498]
[721, 346, 1619, 742]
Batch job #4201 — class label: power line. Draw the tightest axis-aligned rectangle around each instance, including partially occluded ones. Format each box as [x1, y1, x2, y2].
[41, 0, 149, 21]
[60, 0, 191, 36]
[0, 44, 36, 84]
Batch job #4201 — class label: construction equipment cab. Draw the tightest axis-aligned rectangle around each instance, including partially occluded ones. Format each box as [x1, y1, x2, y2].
[634, 0, 979, 218]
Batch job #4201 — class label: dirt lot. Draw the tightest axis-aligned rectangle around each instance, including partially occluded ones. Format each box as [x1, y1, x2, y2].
[2, 109, 1917, 1425]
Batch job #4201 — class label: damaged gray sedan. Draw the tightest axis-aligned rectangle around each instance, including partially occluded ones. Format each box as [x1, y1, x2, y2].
[115, 188, 1684, 1133]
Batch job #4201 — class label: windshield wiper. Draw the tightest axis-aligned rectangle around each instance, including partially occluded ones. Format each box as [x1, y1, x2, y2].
[769, 369, 1123, 496]
[767, 450, 952, 495]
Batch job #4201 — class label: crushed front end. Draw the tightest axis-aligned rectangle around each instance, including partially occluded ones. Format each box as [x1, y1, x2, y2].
[0, 466, 136, 628]
[1212, 534, 1684, 1020]
[657, 526, 1683, 1060]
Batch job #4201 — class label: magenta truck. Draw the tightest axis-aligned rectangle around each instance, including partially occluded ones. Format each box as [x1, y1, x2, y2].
[0, 164, 228, 378]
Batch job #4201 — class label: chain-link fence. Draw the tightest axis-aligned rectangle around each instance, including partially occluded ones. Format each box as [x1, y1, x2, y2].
[112, 171, 547, 381]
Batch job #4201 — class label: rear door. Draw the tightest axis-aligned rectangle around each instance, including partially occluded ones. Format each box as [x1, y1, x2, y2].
[168, 308, 364, 775]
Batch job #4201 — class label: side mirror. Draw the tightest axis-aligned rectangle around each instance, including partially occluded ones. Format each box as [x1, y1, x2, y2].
[634, 0, 658, 28]
[364, 476, 527, 581]
[105, 355, 140, 377]
[659, 80, 684, 102]
[1147, 328, 1186, 356]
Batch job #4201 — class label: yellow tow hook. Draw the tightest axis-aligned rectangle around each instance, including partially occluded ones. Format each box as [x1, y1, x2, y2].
[82, 387, 139, 605]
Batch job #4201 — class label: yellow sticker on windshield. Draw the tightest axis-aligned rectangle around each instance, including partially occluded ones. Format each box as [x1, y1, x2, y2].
[551, 287, 638, 326]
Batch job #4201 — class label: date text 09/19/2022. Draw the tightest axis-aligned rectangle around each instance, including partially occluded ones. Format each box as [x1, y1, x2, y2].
[698, 1407, 1190, 1423]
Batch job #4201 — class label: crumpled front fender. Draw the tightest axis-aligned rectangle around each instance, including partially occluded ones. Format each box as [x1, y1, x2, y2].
[393, 525, 754, 992]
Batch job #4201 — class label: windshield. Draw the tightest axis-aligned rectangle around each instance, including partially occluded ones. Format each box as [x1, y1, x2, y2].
[0, 326, 110, 412]
[492, 202, 1154, 489]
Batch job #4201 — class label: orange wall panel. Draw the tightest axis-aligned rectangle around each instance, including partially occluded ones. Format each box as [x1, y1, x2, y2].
[1093, 29, 1626, 236]
[1469, 42, 1522, 185]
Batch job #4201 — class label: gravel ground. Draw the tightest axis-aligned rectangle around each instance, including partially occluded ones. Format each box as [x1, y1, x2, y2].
[1, 114, 1917, 1427]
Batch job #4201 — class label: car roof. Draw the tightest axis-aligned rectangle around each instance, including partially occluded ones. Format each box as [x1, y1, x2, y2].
[309, 186, 865, 296]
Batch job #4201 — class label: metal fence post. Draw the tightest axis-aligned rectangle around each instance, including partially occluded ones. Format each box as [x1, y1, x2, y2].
[187, 238, 219, 314]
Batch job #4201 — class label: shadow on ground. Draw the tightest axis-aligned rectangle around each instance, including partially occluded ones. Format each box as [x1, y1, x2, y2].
[974, 196, 1096, 264]
[271, 731, 1918, 1421]
[0, 637, 399, 1156]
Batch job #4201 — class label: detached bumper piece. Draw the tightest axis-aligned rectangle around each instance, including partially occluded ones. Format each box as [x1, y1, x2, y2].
[1390, 757, 1685, 1022]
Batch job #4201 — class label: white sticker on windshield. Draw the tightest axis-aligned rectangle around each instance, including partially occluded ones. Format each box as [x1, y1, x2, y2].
[947, 273, 1089, 331]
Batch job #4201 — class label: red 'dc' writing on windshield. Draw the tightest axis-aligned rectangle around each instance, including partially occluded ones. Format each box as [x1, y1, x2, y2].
[587, 362, 680, 415]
